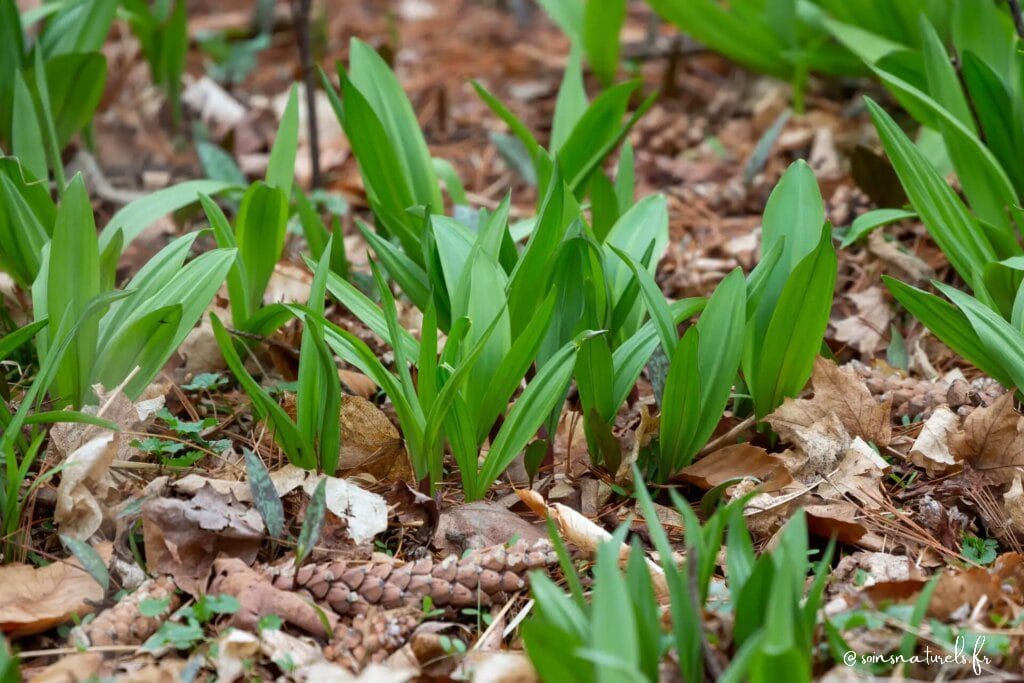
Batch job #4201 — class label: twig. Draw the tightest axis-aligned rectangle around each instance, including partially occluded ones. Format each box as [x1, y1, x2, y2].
[17, 645, 140, 659]
[695, 416, 755, 459]
[291, 0, 321, 188]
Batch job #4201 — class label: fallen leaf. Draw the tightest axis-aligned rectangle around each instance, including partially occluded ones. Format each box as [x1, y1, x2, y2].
[804, 502, 868, 545]
[52, 386, 164, 540]
[867, 230, 936, 285]
[909, 406, 961, 476]
[459, 652, 538, 683]
[766, 357, 892, 447]
[832, 287, 892, 356]
[431, 501, 546, 556]
[677, 443, 793, 492]
[1004, 476, 1024, 538]
[338, 395, 412, 482]
[303, 474, 388, 545]
[0, 543, 112, 637]
[952, 392, 1024, 485]
[26, 653, 103, 683]
[142, 483, 264, 596]
[214, 629, 260, 683]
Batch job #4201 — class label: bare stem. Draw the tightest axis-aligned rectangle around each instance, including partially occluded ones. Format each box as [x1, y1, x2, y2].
[291, 0, 322, 188]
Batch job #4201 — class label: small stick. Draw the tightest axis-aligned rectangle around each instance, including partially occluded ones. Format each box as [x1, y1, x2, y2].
[291, 0, 321, 188]
[694, 416, 755, 459]
[1010, 0, 1024, 39]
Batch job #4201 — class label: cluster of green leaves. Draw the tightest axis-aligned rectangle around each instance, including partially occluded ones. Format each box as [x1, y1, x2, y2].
[1, 0, 115, 189]
[846, 7, 1024, 394]
[523, 475, 833, 682]
[319, 42, 837, 488]
[31, 175, 234, 407]
[213, 247, 342, 473]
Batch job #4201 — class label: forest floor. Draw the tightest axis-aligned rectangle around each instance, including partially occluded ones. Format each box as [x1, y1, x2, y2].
[4, 0, 1024, 681]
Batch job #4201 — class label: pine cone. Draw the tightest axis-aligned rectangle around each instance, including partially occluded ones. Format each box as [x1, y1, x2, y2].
[851, 361, 1003, 419]
[267, 538, 557, 617]
[325, 607, 421, 670]
[69, 576, 179, 647]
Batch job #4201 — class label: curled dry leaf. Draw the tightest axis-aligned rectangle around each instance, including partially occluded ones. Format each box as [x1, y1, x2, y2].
[458, 652, 539, 683]
[0, 542, 112, 637]
[929, 552, 1024, 620]
[677, 443, 793, 493]
[25, 653, 103, 683]
[338, 395, 412, 482]
[302, 474, 388, 545]
[51, 386, 164, 540]
[831, 287, 893, 357]
[431, 501, 547, 556]
[909, 405, 961, 476]
[214, 629, 260, 683]
[766, 357, 893, 448]
[142, 482, 264, 596]
[951, 392, 1024, 485]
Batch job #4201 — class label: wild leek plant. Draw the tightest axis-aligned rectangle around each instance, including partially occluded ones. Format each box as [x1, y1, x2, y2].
[742, 160, 837, 419]
[523, 477, 834, 682]
[1, 0, 114, 189]
[30, 175, 234, 407]
[321, 260, 587, 499]
[202, 86, 301, 335]
[1, 295, 126, 560]
[211, 245, 341, 473]
[122, 0, 188, 127]
[868, 100, 1024, 392]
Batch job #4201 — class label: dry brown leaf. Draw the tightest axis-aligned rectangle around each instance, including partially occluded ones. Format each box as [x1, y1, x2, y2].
[26, 653, 103, 683]
[142, 483, 263, 596]
[766, 357, 892, 447]
[804, 501, 869, 545]
[431, 501, 547, 556]
[338, 395, 412, 482]
[951, 392, 1024, 485]
[459, 652, 538, 683]
[52, 386, 164, 540]
[339, 369, 377, 398]
[1005, 476, 1024, 538]
[909, 405, 961, 476]
[832, 287, 892, 356]
[677, 443, 793, 492]
[0, 543, 112, 637]
[929, 553, 1024, 620]
[867, 230, 936, 284]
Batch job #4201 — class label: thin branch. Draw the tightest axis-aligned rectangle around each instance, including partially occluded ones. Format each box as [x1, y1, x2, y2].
[291, 0, 322, 188]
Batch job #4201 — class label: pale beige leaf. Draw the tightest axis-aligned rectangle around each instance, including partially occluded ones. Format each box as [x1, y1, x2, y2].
[0, 543, 112, 637]
[909, 406, 961, 477]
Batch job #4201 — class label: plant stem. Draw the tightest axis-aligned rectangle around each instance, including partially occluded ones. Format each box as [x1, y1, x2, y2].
[291, 0, 321, 188]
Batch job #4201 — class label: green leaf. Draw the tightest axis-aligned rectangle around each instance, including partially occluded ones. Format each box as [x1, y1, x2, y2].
[551, 48, 588, 152]
[265, 84, 298, 196]
[748, 225, 836, 418]
[609, 244, 676, 358]
[591, 527, 638, 683]
[101, 179, 237, 250]
[936, 282, 1024, 391]
[46, 175, 100, 406]
[583, 0, 626, 86]
[92, 304, 182, 397]
[235, 182, 289, 315]
[296, 478, 326, 565]
[659, 326, 701, 476]
[29, 51, 107, 149]
[0, 161, 53, 287]
[210, 313, 315, 468]
[11, 69, 47, 181]
[884, 276, 1012, 387]
[474, 337, 581, 499]
[39, 0, 117, 56]
[244, 447, 285, 538]
[866, 96, 999, 288]
[59, 534, 109, 590]
[839, 208, 916, 248]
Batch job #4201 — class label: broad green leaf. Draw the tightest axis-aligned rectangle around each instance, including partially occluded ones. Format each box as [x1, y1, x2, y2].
[475, 336, 580, 499]
[235, 182, 288, 315]
[265, 84, 298, 196]
[659, 327, 701, 476]
[93, 304, 182, 398]
[583, 0, 626, 87]
[592, 528, 639, 683]
[609, 244, 676, 358]
[47, 175, 100, 406]
[28, 51, 107, 148]
[749, 226, 836, 418]
[346, 39, 442, 212]
[11, 70, 47, 182]
[603, 194, 669, 338]
[884, 276, 1012, 386]
[839, 208, 916, 248]
[0, 163, 52, 287]
[101, 179, 237, 249]
[936, 282, 1024, 391]
[320, 264, 420, 360]
[551, 48, 588, 152]
[39, 0, 117, 56]
[357, 220, 431, 312]
[866, 97, 996, 291]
